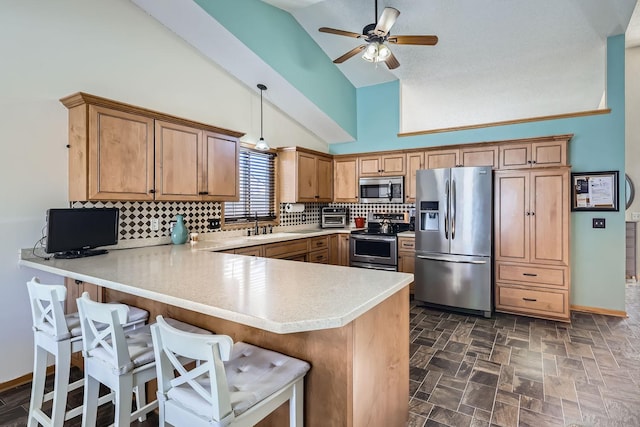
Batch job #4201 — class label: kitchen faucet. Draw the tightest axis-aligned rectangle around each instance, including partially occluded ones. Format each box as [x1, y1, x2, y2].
[254, 213, 259, 235]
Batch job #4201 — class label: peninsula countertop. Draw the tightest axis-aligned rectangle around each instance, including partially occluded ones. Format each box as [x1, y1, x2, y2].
[19, 244, 413, 334]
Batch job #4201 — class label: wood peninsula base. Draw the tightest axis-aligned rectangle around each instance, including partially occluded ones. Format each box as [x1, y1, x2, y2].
[103, 286, 410, 427]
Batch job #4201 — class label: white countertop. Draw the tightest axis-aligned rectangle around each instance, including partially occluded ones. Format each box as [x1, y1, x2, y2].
[19, 242, 413, 334]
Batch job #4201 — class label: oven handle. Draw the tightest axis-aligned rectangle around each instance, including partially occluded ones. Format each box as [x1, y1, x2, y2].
[417, 255, 487, 265]
[350, 234, 397, 243]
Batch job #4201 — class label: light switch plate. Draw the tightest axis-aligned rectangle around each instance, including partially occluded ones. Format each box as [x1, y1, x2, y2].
[150, 218, 159, 231]
[633, 212, 640, 220]
[593, 218, 606, 229]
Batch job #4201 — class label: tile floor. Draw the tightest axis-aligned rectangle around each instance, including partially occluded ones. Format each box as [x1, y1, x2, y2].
[408, 283, 640, 427]
[1, 284, 639, 426]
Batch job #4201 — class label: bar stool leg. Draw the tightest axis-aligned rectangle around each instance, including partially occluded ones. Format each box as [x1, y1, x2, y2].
[134, 385, 147, 422]
[50, 341, 71, 427]
[115, 375, 133, 427]
[27, 345, 48, 427]
[81, 375, 100, 427]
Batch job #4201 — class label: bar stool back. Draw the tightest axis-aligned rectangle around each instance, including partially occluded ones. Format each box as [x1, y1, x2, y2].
[77, 292, 212, 427]
[151, 315, 310, 427]
[26, 278, 147, 427]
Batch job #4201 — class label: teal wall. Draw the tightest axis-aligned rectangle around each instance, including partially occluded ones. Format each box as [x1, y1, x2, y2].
[194, 0, 357, 139]
[331, 35, 626, 312]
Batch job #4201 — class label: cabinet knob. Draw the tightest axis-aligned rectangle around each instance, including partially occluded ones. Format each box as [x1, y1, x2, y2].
[527, 160, 532, 164]
[532, 160, 537, 164]
[149, 189, 156, 194]
[531, 212, 535, 216]
[198, 191, 209, 195]
[526, 212, 530, 216]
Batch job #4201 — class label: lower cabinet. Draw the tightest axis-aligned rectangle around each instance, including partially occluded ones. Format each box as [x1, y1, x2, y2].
[308, 236, 329, 264]
[397, 236, 415, 294]
[329, 234, 350, 266]
[234, 246, 263, 257]
[264, 239, 309, 260]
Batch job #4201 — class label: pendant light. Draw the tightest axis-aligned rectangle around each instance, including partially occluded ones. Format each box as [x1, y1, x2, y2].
[255, 83, 270, 151]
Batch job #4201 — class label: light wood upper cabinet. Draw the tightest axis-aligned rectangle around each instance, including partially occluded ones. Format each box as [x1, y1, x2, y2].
[278, 147, 333, 203]
[499, 140, 567, 170]
[425, 149, 458, 169]
[494, 168, 569, 266]
[359, 153, 405, 176]
[154, 120, 201, 201]
[202, 132, 239, 201]
[460, 146, 498, 168]
[405, 152, 424, 203]
[334, 157, 358, 202]
[425, 146, 498, 169]
[61, 92, 243, 202]
[83, 105, 155, 201]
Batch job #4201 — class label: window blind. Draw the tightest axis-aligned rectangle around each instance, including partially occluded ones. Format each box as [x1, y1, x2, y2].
[224, 147, 276, 222]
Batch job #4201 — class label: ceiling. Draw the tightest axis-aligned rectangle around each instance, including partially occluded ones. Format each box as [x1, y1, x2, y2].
[133, 0, 638, 144]
[264, 0, 639, 89]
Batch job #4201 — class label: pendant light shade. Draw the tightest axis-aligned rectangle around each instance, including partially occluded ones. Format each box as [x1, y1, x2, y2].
[255, 84, 270, 151]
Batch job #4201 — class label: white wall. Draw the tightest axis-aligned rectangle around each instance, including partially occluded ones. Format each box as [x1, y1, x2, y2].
[0, 0, 326, 383]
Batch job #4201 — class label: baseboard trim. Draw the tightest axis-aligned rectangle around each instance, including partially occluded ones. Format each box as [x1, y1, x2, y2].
[571, 305, 627, 318]
[0, 366, 55, 393]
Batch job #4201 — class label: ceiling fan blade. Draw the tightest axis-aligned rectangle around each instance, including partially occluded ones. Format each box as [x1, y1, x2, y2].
[385, 51, 400, 70]
[388, 35, 439, 46]
[319, 27, 363, 38]
[333, 45, 367, 64]
[373, 7, 400, 36]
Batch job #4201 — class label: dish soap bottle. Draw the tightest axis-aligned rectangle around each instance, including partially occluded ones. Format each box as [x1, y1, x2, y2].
[171, 214, 188, 244]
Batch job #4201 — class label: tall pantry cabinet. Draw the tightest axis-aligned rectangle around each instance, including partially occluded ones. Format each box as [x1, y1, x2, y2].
[494, 138, 571, 321]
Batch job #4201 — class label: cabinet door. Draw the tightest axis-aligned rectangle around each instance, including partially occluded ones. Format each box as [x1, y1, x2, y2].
[499, 143, 530, 170]
[405, 152, 424, 203]
[329, 234, 339, 265]
[381, 154, 405, 175]
[531, 141, 566, 168]
[202, 132, 238, 201]
[297, 152, 318, 201]
[155, 120, 201, 201]
[88, 106, 155, 200]
[425, 149, 459, 169]
[334, 157, 358, 202]
[460, 146, 498, 168]
[359, 156, 382, 176]
[339, 234, 350, 266]
[530, 169, 569, 265]
[495, 171, 530, 263]
[316, 156, 333, 201]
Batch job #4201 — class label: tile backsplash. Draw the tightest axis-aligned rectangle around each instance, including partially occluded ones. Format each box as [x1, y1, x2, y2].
[71, 200, 416, 241]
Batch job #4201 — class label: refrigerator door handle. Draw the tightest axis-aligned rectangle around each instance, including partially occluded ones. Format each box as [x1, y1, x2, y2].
[417, 255, 487, 265]
[444, 180, 449, 239]
[451, 179, 456, 239]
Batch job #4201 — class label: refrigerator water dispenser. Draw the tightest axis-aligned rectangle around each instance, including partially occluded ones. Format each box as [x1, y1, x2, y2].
[419, 201, 439, 231]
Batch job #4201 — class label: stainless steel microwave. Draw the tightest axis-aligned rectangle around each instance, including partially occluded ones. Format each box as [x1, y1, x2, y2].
[359, 176, 404, 203]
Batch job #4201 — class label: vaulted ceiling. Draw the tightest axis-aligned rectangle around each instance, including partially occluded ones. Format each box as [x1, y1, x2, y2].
[133, 0, 638, 144]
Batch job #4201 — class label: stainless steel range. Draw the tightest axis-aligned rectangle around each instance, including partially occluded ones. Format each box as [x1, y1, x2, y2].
[349, 212, 410, 271]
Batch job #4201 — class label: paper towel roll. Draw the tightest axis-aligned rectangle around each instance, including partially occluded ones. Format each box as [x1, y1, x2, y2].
[284, 203, 305, 213]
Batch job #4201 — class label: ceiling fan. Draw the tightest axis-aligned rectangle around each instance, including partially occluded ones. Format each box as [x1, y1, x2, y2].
[318, 0, 438, 70]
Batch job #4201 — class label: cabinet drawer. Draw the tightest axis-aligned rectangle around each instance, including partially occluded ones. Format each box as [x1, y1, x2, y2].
[264, 239, 308, 258]
[234, 246, 263, 257]
[308, 249, 329, 264]
[496, 284, 568, 319]
[308, 236, 329, 251]
[497, 263, 567, 288]
[398, 237, 415, 251]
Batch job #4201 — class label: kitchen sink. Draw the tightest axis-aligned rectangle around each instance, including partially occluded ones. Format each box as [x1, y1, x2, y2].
[245, 232, 302, 240]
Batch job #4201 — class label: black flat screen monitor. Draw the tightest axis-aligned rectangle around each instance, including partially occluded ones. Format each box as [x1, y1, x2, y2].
[45, 208, 119, 259]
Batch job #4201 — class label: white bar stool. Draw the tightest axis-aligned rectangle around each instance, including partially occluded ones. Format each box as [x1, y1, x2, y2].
[76, 292, 212, 427]
[26, 277, 148, 427]
[151, 315, 311, 427]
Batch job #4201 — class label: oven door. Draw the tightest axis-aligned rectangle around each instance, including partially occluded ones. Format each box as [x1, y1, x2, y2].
[349, 234, 397, 267]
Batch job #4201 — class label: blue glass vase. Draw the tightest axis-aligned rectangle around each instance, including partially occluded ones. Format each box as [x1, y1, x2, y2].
[171, 215, 188, 244]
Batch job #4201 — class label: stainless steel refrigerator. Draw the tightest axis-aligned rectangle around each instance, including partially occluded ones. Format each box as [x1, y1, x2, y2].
[414, 166, 493, 317]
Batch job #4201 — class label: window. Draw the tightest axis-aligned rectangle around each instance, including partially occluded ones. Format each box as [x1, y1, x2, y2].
[224, 147, 276, 223]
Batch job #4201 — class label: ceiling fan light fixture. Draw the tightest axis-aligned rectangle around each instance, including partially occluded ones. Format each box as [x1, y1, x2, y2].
[377, 44, 391, 61]
[362, 42, 379, 62]
[255, 83, 270, 151]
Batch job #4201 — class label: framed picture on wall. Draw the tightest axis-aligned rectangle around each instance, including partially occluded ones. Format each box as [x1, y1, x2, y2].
[571, 170, 619, 211]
